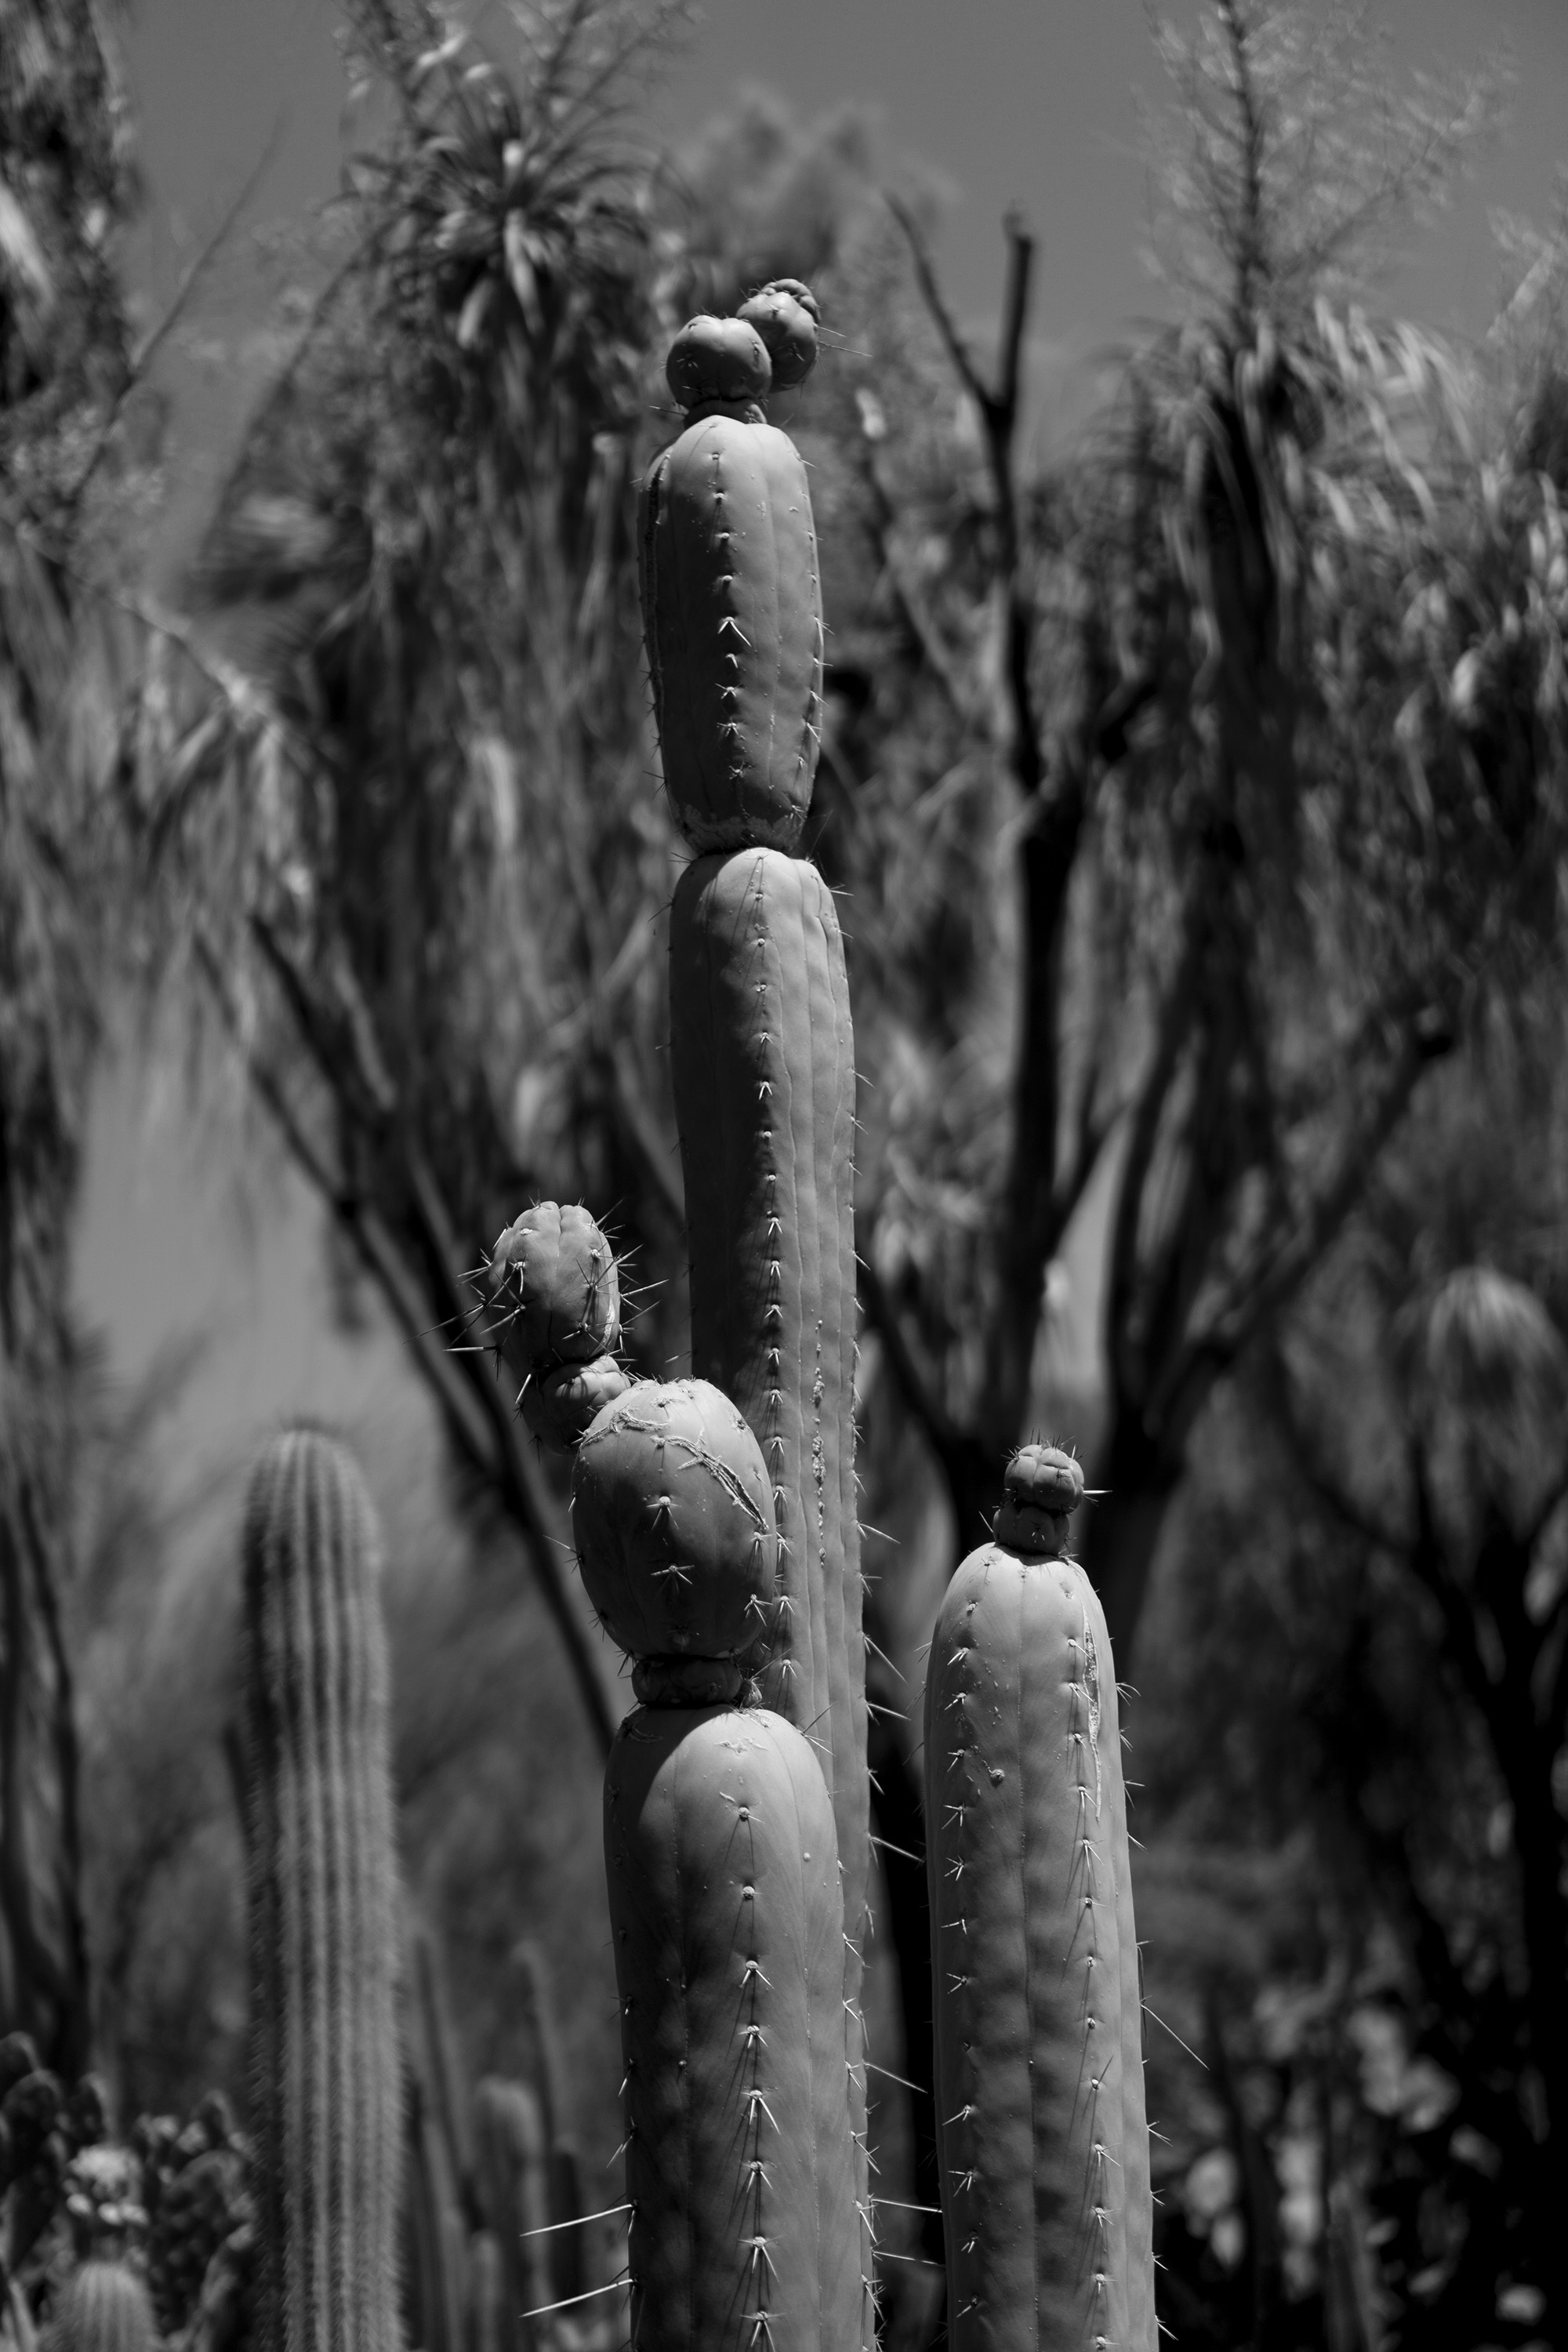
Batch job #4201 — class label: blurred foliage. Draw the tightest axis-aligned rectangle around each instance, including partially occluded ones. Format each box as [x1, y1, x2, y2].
[1131, 993, 1568, 2346]
[0, 0, 162, 2077]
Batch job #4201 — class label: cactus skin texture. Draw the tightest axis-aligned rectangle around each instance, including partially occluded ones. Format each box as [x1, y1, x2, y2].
[241, 1428, 401, 2352]
[638, 400, 822, 855]
[924, 1448, 1155, 2352]
[573, 1381, 861, 2352]
[668, 845, 870, 2289]
[604, 1705, 860, 2352]
[42, 2263, 155, 2352]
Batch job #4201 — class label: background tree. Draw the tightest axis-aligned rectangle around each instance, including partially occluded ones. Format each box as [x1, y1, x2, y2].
[1123, 993, 1568, 2347]
[0, 0, 151, 2071]
[840, 0, 1525, 1661]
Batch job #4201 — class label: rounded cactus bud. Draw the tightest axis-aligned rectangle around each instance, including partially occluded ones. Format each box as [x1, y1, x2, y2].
[489, 1203, 621, 1367]
[521, 1352, 632, 1452]
[736, 278, 819, 390]
[43, 2261, 156, 2352]
[994, 1442, 1084, 1553]
[665, 313, 771, 409]
[571, 1380, 775, 1674]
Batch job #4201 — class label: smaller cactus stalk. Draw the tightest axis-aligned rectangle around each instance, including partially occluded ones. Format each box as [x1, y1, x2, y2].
[241, 1428, 402, 2352]
[41, 2264, 155, 2352]
[924, 1446, 1155, 2352]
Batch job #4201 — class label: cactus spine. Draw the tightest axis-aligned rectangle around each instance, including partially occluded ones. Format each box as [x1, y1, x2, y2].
[241, 1428, 402, 2352]
[574, 1380, 861, 2352]
[924, 1448, 1154, 2350]
[649, 297, 873, 2329]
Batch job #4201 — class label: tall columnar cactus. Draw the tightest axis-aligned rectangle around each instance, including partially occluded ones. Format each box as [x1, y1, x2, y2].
[924, 1447, 1155, 2351]
[573, 1380, 861, 2352]
[241, 1428, 402, 2352]
[646, 295, 872, 2322]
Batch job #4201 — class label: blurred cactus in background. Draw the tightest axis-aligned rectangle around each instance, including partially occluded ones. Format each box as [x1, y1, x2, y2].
[239, 1431, 400, 2352]
[39, 2262, 154, 2352]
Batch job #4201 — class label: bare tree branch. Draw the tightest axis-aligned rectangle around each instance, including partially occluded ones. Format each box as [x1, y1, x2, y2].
[199, 926, 622, 1751]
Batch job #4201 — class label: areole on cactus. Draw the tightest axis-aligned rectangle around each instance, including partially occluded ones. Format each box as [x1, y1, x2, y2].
[924, 1446, 1155, 2351]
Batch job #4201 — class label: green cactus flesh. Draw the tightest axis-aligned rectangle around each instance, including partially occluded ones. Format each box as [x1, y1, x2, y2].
[924, 1537, 1155, 2352]
[605, 1703, 862, 2352]
[241, 1428, 401, 2352]
[639, 413, 822, 854]
[668, 845, 871, 2325]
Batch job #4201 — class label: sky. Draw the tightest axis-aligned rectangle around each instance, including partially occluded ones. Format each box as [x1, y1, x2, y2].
[79, 0, 1568, 1534]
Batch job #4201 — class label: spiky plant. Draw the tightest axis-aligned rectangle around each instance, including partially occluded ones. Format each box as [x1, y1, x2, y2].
[574, 1379, 862, 2352]
[240, 1427, 401, 2352]
[924, 1445, 1153, 2350]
